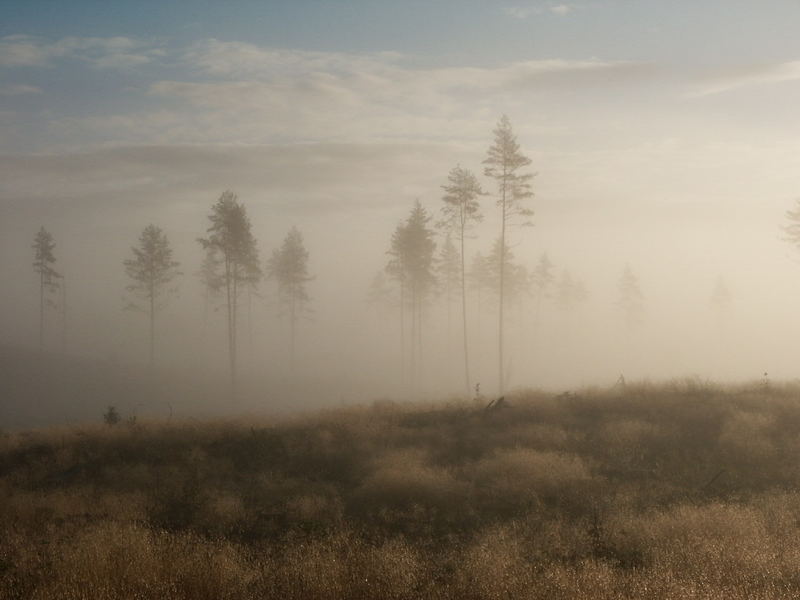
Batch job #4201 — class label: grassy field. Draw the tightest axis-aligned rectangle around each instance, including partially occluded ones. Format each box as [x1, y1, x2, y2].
[4, 380, 800, 598]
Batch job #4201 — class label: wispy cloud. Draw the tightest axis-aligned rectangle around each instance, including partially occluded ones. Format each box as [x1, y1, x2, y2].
[503, 3, 574, 19]
[550, 4, 572, 16]
[689, 61, 800, 97]
[0, 35, 161, 69]
[0, 83, 42, 96]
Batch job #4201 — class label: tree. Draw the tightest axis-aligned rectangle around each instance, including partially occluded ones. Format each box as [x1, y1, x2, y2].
[197, 246, 225, 327]
[482, 237, 530, 306]
[617, 265, 644, 329]
[367, 270, 397, 314]
[439, 165, 485, 394]
[198, 191, 261, 395]
[267, 226, 312, 370]
[436, 234, 461, 349]
[710, 277, 732, 313]
[123, 224, 181, 370]
[483, 115, 535, 393]
[32, 226, 61, 351]
[555, 269, 588, 312]
[783, 198, 800, 253]
[531, 253, 556, 324]
[386, 201, 437, 389]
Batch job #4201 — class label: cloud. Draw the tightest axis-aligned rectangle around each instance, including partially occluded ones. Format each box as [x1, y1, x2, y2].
[0, 35, 160, 69]
[689, 61, 800, 97]
[0, 36, 651, 152]
[132, 53, 646, 146]
[0, 83, 42, 96]
[503, 4, 573, 19]
[503, 6, 541, 19]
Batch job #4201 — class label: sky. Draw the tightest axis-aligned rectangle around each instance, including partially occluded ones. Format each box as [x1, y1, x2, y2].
[3, 1, 800, 395]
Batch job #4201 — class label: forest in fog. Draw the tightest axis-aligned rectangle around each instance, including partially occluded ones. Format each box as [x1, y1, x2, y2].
[6, 108, 800, 421]
[9, 3, 800, 599]
[4, 1, 800, 418]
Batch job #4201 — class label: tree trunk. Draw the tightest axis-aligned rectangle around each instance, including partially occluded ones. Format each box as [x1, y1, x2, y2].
[460, 228, 471, 396]
[60, 278, 67, 354]
[290, 285, 296, 372]
[400, 279, 405, 388]
[39, 268, 44, 352]
[231, 268, 238, 398]
[225, 256, 235, 398]
[149, 285, 155, 372]
[499, 173, 507, 395]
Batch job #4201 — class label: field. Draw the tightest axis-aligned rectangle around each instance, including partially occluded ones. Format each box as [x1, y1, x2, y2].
[4, 380, 800, 599]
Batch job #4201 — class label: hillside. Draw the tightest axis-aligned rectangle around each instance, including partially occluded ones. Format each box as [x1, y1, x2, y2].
[3, 381, 800, 598]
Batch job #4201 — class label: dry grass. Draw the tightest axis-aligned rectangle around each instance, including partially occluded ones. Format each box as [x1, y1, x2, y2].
[4, 382, 800, 598]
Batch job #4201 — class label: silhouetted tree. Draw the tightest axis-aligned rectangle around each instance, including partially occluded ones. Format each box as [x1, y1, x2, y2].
[618, 265, 644, 329]
[198, 191, 261, 395]
[556, 269, 588, 312]
[436, 234, 461, 355]
[531, 253, 556, 324]
[123, 224, 181, 370]
[710, 277, 732, 313]
[386, 201, 437, 388]
[783, 198, 800, 253]
[439, 166, 485, 394]
[483, 237, 530, 306]
[32, 226, 61, 351]
[267, 226, 312, 370]
[197, 246, 224, 326]
[484, 115, 534, 393]
[367, 270, 398, 315]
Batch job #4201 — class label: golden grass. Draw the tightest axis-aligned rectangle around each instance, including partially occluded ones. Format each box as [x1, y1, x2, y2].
[4, 382, 800, 598]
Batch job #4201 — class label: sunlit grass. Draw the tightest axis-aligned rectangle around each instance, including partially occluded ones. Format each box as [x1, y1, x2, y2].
[3, 381, 800, 598]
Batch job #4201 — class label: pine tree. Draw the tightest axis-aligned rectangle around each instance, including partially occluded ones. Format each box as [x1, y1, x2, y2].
[436, 234, 461, 354]
[439, 166, 485, 394]
[483, 115, 534, 393]
[710, 277, 731, 312]
[386, 201, 437, 390]
[197, 246, 224, 323]
[556, 269, 588, 312]
[123, 224, 181, 370]
[531, 253, 556, 325]
[32, 226, 61, 351]
[267, 226, 312, 370]
[618, 265, 644, 329]
[483, 237, 530, 306]
[198, 191, 261, 395]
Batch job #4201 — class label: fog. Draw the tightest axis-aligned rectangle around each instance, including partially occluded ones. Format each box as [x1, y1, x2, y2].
[3, 4, 800, 424]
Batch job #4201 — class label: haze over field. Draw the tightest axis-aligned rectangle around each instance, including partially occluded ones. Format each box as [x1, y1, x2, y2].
[3, 1, 800, 417]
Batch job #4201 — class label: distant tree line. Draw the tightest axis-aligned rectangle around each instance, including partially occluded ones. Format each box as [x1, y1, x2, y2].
[32, 114, 754, 397]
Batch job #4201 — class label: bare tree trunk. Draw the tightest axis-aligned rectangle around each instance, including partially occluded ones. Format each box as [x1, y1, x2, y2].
[290, 286, 296, 372]
[499, 173, 507, 395]
[231, 270, 238, 398]
[410, 281, 416, 394]
[149, 286, 155, 372]
[39, 269, 44, 352]
[225, 257, 235, 398]
[247, 285, 253, 370]
[400, 280, 406, 388]
[460, 229, 471, 396]
[60, 278, 67, 354]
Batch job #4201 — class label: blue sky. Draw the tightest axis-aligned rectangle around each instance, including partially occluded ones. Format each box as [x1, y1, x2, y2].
[3, 0, 800, 153]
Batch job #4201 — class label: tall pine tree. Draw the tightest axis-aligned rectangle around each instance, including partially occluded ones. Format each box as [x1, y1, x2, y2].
[483, 116, 534, 394]
[32, 226, 61, 352]
[198, 191, 261, 396]
[439, 166, 484, 395]
[267, 226, 312, 370]
[123, 224, 181, 370]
